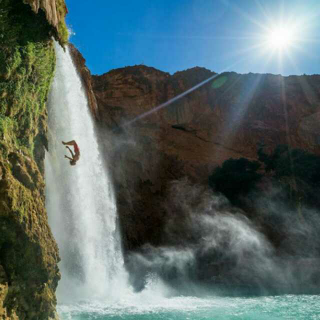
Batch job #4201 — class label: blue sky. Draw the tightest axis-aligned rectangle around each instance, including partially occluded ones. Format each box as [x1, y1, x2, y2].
[65, 0, 320, 76]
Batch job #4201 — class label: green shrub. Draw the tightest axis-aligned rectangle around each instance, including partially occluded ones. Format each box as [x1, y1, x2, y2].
[209, 158, 262, 204]
[0, 0, 56, 158]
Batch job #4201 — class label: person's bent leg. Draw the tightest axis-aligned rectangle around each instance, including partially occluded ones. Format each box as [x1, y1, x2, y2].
[62, 140, 76, 146]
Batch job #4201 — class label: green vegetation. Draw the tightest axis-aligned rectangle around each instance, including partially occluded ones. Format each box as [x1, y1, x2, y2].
[56, 0, 69, 45]
[0, 0, 56, 161]
[258, 144, 320, 207]
[21, 0, 69, 45]
[209, 158, 263, 204]
[209, 145, 320, 209]
[57, 19, 69, 45]
[258, 144, 320, 185]
[0, 1, 67, 317]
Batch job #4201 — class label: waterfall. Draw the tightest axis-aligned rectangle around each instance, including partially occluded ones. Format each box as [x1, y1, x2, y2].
[45, 44, 128, 303]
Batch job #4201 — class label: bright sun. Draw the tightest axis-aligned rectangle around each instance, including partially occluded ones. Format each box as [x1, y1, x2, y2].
[265, 26, 295, 51]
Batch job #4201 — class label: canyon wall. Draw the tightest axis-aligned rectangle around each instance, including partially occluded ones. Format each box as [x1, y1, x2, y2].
[69, 44, 99, 120]
[92, 65, 320, 251]
[0, 0, 67, 318]
[70, 47, 320, 252]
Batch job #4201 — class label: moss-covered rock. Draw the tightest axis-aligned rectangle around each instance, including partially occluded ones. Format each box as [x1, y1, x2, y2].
[0, 0, 67, 318]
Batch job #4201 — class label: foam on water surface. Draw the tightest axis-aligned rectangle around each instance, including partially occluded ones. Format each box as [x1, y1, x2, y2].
[58, 295, 320, 320]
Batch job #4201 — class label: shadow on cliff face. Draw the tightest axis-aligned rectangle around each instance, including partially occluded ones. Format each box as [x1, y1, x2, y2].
[126, 178, 320, 296]
[95, 123, 188, 251]
[93, 104, 320, 296]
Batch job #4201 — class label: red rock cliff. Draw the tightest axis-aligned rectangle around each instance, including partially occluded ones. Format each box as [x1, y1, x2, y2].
[90, 66, 320, 250]
[69, 44, 99, 120]
[68, 51, 320, 251]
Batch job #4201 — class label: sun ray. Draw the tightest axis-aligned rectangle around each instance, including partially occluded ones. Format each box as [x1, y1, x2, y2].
[215, 74, 264, 154]
[286, 53, 320, 110]
[290, 43, 318, 60]
[122, 56, 249, 128]
[285, 49, 300, 74]
[298, 37, 320, 44]
[297, 77, 318, 108]
[254, 0, 272, 24]
[116, 31, 264, 42]
[211, 49, 276, 157]
[223, 0, 270, 31]
[226, 42, 267, 59]
[219, 49, 275, 105]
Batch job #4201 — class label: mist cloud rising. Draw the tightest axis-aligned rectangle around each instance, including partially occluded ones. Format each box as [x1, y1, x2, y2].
[127, 178, 320, 296]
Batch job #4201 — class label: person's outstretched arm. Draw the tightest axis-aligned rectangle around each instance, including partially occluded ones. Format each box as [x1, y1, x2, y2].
[65, 155, 73, 160]
[66, 146, 74, 157]
[62, 140, 76, 146]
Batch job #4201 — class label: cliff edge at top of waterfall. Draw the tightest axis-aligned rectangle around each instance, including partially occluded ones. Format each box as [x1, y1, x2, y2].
[69, 44, 100, 120]
[23, 0, 69, 46]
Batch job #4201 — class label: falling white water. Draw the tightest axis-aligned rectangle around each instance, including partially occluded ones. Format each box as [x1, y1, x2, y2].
[45, 44, 129, 303]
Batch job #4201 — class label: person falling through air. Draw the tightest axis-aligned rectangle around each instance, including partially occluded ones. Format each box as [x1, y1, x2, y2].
[62, 140, 80, 166]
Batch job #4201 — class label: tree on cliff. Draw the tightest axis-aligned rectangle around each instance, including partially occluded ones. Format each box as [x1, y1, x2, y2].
[208, 158, 263, 204]
[209, 145, 320, 208]
[258, 144, 320, 207]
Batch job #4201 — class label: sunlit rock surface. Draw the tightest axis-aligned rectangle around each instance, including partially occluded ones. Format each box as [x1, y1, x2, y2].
[69, 44, 100, 120]
[62, 43, 320, 293]
[87, 64, 320, 251]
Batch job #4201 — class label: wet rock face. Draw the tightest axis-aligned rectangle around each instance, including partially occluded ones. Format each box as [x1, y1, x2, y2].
[90, 65, 320, 252]
[69, 44, 100, 120]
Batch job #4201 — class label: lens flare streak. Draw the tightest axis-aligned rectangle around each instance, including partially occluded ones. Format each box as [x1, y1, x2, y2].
[123, 60, 244, 127]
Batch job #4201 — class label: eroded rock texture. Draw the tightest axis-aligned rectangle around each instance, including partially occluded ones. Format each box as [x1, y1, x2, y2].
[69, 44, 99, 120]
[23, 0, 68, 46]
[0, 0, 67, 318]
[89, 65, 320, 251]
